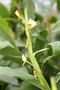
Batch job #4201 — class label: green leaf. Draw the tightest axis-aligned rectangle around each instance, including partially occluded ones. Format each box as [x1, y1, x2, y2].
[6, 85, 18, 90]
[50, 77, 57, 90]
[41, 56, 53, 69]
[0, 66, 43, 89]
[0, 3, 10, 17]
[0, 41, 21, 57]
[55, 72, 60, 90]
[2, 56, 22, 65]
[5, 18, 19, 23]
[0, 16, 15, 46]
[18, 82, 40, 90]
[51, 21, 60, 32]
[35, 13, 43, 21]
[22, 0, 35, 19]
[48, 41, 60, 56]
[0, 74, 19, 86]
[55, 72, 60, 83]
[56, 0, 60, 12]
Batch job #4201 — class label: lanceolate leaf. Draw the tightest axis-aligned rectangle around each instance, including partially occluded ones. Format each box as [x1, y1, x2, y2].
[55, 72, 60, 90]
[0, 66, 43, 89]
[18, 82, 40, 90]
[48, 41, 60, 56]
[0, 41, 21, 57]
[55, 72, 60, 83]
[0, 74, 19, 86]
[0, 16, 15, 46]
[0, 3, 10, 17]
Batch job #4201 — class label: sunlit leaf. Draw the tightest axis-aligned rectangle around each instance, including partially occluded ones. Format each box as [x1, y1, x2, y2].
[0, 3, 9, 17]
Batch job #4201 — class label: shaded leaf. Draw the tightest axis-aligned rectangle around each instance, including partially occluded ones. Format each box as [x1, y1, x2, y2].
[0, 41, 21, 57]
[6, 85, 18, 90]
[0, 16, 15, 46]
[2, 56, 22, 65]
[55, 72, 60, 83]
[0, 74, 19, 86]
[48, 41, 60, 56]
[0, 66, 43, 89]
[41, 56, 53, 69]
[18, 82, 40, 90]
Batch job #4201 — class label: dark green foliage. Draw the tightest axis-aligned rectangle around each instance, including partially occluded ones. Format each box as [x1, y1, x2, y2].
[0, 0, 60, 90]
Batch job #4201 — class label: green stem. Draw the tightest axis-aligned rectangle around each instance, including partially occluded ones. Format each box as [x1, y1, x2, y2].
[26, 61, 33, 67]
[34, 48, 49, 56]
[24, 8, 51, 90]
[50, 77, 57, 90]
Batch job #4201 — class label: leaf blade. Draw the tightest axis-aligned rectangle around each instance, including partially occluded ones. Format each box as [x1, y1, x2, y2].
[0, 66, 43, 89]
[0, 16, 15, 46]
[48, 41, 60, 56]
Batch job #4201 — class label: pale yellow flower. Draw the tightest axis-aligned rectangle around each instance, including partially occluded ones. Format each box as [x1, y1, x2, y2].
[15, 10, 20, 18]
[15, 10, 24, 22]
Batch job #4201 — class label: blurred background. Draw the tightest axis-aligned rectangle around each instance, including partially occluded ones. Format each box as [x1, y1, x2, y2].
[0, 0, 60, 90]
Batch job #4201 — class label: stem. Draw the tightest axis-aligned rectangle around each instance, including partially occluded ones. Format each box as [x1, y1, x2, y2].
[34, 48, 49, 56]
[50, 77, 57, 90]
[26, 61, 33, 67]
[24, 8, 51, 90]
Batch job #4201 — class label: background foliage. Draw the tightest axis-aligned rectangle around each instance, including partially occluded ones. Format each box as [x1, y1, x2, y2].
[0, 0, 60, 90]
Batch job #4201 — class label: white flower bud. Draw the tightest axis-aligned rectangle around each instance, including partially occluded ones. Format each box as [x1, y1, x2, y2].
[22, 54, 26, 62]
[28, 18, 37, 28]
[29, 18, 37, 24]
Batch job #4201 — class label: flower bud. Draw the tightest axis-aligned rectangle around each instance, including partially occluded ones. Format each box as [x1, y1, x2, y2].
[22, 54, 26, 62]
[29, 18, 37, 28]
[15, 10, 20, 18]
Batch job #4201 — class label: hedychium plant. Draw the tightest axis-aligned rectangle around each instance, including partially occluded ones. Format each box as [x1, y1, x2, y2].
[15, 8, 51, 90]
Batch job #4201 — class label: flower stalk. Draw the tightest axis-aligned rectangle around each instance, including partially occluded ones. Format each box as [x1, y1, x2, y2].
[34, 48, 49, 56]
[24, 8, 51, 90]
[15, 8, 51, 90]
